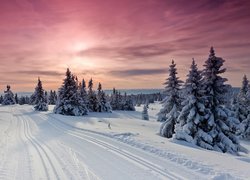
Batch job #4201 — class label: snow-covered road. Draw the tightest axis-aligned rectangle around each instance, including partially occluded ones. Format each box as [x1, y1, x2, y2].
[0, 105, 249, 180]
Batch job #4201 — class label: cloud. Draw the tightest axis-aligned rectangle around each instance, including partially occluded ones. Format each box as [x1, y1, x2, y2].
[108, 68, 167, 77]
[78, 42, 176, 60]
[15, 70, 63, 76]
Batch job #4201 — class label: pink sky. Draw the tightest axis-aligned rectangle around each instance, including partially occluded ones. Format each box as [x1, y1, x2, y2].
[0, 0, 250, 92]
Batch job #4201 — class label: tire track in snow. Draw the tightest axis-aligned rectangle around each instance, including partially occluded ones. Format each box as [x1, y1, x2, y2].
[40, 114, 182, 180]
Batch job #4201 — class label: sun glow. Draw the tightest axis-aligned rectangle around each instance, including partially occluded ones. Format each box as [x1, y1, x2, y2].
[71, 42, 88, 52]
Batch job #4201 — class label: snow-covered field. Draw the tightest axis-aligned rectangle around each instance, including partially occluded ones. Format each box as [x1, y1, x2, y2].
[0, 103, 249, 180]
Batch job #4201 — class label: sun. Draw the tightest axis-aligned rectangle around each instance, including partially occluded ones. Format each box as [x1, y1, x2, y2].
[71, 42, 88, 52]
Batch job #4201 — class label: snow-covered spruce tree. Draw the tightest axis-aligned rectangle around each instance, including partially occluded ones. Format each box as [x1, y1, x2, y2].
[48, 90, 56, 105]
[2, 85, 16, 105]
[0, 95, 3, 104]
[79, 79, 88, 107]
[14, 93, 19, 104]
[174, 59, 205, 143]
[158, 60, 183, 138]
[142, 104, 149, 120]
[54, 68, 88, 116]
[233, 75, 249, 123]
[237, 75, 250, 140]
[97, 83, 112, 112]
[87, 78, 98, 112]
[241, 114, 250, 140]
[33, 78, 48, 111]
[110, 88, 120, 110]
[200, 47, 244, 154]
[123, 94, 135, 111]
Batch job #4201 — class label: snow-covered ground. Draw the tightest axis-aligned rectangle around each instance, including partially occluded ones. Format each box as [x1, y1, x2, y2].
[0, 103, 249, 180]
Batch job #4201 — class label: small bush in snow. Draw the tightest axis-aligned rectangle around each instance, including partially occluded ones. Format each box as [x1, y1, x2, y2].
[142, 104, 149, 120]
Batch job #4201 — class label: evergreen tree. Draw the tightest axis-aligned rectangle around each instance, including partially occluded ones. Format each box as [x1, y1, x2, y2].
[33, 78, 48, 111]
[0, 95, 3, 104]
[54, 68, 88, 116]
[48, 90, 56, 105]
[14, 93, 19, 104]
[240, 115, 250, 140]
[123, 95, 135, 111]
[87, 78, 98, 112]
[97, 83, 112, 112]
[199, 47, 243, 154]
[175, 59, 205, 143]
[44, 91, 48, 103]
[233, 75, 249, 122]
[2, 85, 16, 105]
[53, 91, 57, 103]
[80, 79, 88, 106]
[235, 75, 250, 139]
[110, 88, 122, 110]
[142, 104, 149, 120]
[19, 96, 26, 105]
[158, 60, 183, 138]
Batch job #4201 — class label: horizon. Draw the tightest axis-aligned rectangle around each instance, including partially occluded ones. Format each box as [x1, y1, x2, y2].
[0, 0, 250, 91]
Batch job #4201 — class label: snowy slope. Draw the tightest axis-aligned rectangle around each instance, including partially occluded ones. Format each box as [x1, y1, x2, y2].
[0, 103, 249, 180]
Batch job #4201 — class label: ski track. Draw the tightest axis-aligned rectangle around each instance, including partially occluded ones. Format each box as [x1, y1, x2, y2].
[1, 105, 244, 180]
[43, 115, 180, 179]
[45, 113, 245, 180]
[34, 110, 180, 180]
[17, 108, 94, 180]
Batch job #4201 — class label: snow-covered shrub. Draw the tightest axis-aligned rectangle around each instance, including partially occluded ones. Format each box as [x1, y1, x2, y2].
[142, 104, 149, 120]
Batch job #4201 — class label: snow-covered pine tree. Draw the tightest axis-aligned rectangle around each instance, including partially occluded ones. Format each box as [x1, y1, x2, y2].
[174, 59, 205, 143]
[200, 47, 243, 154]
[158, 60, 183, 138]
[142, 104, 149, 120]
[0, 95, 3, 104]
[54, 68, 88, 116]
[233, 75, 249, 122]
[123, 94, 135, 111]
[2, 85, 16, 105]
[19, 96, 26, 105]
[44, 91, 48, 103]
[14, 93, 19, 104]
[236, 75, 250, 140]
[80, 79, 88, 107]
[110, 88, 117, 109]
[33, 78, 48, 111]
[97, 83, 112, 112]
[87, 78, 98, 112]
[53, 91, 57, 103]
[48, 90, 56, 105]
[241, 114, 250, 140]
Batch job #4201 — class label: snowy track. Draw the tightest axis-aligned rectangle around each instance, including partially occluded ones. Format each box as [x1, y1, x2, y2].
[1, 105, 248, 180]
[44, 114, 181, 180]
